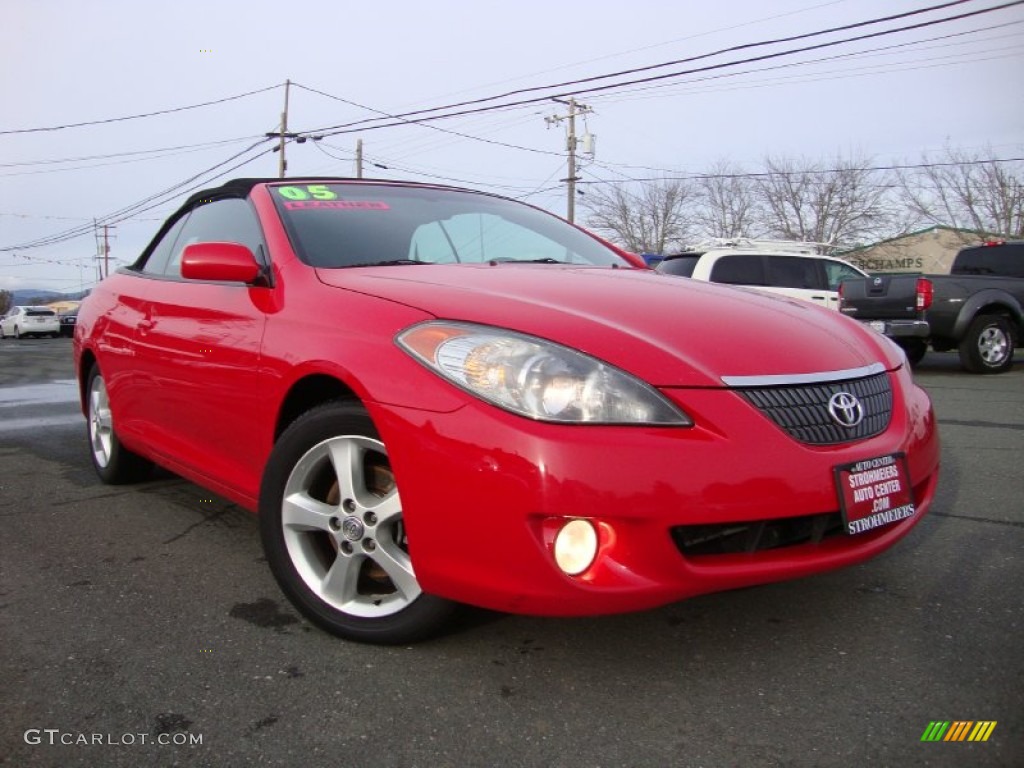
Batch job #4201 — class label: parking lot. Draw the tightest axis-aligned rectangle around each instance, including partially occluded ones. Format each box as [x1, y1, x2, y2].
[1, 337, 1021, 767]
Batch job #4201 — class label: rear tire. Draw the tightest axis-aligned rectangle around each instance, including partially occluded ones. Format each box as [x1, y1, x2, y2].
[958, 315, 1015, 374]
[259, 402, 456, 644]
[86, 365, 153, 483]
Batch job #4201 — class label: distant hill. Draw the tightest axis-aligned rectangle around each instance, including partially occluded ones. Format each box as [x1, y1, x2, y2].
[9, 288, 91, 305]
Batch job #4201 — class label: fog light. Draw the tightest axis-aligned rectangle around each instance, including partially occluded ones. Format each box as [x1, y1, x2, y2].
[554, 519, 598, 576]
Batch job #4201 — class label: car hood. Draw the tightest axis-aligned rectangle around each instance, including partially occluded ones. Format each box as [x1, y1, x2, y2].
[316, 264, 900, 388]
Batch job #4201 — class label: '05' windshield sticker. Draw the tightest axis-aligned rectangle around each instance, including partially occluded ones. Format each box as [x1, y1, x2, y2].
[276, 184, 338, 200]
[282, 200, 390, 211]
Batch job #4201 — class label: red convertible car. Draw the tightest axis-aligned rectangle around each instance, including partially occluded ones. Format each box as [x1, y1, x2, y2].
[74, 178, 940, 643]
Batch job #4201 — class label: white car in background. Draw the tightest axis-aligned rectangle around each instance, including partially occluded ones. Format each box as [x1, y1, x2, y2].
[0, 306, 61, 339]
[656, 239, 869, 310]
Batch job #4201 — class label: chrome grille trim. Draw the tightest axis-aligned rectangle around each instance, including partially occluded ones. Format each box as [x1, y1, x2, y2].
[720, 363, 886, 388]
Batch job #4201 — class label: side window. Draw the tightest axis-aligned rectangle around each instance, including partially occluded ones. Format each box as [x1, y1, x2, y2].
[766, 256, 823, 290]
[953, 248, 985, 274]
[709, 255, 766, 285]
[166, 198, 265, 277]
[141, 214, 190, 276]
[1001, 245, 1024, 278]
[958, 246, 1024, 278]
[657, 255, 701, 277]
[823, 260, 865, 290]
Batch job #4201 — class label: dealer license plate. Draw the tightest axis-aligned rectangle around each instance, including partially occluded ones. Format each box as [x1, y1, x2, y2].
[834, 453, 915, 535]
[868, 320, 886, 334]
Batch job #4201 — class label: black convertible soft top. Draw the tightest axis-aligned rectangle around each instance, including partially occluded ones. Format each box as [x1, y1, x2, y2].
[177, 177, 352, 210]
[177, 176, 480, 212]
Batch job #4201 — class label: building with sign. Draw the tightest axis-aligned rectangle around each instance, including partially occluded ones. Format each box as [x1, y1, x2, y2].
[838, 226, 990, 275]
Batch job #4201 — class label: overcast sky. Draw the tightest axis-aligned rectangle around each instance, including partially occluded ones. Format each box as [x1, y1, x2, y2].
[1, 0, 1022, 293]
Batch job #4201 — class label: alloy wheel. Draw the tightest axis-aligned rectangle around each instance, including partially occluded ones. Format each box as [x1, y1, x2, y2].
[89, 374, 114, 468]
[977, 326, 1009, 365]
[280, 435, 420, 619]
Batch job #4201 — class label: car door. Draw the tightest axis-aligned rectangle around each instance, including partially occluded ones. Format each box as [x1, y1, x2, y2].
[130, 197, 270, 497]
[763, 255, 831, 308]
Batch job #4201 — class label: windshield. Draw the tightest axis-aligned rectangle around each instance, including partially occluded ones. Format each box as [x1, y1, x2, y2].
[269, 183, 628, 268]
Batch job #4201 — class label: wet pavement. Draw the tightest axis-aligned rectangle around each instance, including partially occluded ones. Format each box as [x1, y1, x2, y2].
[0, 338, 81, 433]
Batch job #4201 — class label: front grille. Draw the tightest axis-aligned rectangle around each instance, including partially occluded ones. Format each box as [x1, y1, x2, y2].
[673, 475, 930, 558]
[671, 512, 844, 556]
[738, 372, 892, 445]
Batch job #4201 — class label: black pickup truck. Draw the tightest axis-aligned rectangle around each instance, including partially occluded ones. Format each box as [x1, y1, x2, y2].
[838, 240, 1024, 373]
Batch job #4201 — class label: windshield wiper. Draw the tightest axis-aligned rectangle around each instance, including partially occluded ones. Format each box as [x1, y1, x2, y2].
[487, 257, 565, 265]
[343, 259, 434, 268]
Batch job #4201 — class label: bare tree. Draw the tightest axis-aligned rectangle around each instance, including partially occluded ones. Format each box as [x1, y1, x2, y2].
[753, 154, 898, 248]
[0, 290, 11, 316]
[694, 160, 760, 239]
[582, 178, 696, 254]
[898, 146, 1023, 238]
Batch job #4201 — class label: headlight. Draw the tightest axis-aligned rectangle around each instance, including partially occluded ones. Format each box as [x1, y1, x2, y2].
[397, 321, 691, 425]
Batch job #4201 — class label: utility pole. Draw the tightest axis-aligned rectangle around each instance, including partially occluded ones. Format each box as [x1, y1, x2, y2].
[93, 221, 115, 279]
[103, 225, 110, 279]
[266, 79, 299, 178]
[545, 97, 593, 223]
[355, 138, 363, 179]
[278, 79, 290, 177]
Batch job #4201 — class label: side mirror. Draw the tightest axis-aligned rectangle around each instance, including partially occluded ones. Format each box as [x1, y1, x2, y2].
[181, 242, 261, 283]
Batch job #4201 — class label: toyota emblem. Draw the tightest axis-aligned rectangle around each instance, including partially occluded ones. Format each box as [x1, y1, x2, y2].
[827, 392, 864, 428]
[341, 516, 365, 542]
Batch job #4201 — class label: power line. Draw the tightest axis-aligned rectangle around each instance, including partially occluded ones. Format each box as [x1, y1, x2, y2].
[586, 19, 1024, 103]
[402, 1, 849, 111]
[311, 139, 557, 190]
[292, 82, 559, 156]
[0, 139, 275, 252]
[578, 156, 1024, 186]
[0, 137, 269, 178]
[301, 1, 1002, 136]
[353, 112, 543, 169]
[0, 84, 282, 135]
[0, 135, 264, 169]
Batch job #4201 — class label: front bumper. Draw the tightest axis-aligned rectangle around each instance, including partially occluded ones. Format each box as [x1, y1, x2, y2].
[370, 365, 939, 616]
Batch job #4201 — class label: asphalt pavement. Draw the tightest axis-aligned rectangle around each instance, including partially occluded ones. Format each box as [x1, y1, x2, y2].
[1, 337, 1021, 767]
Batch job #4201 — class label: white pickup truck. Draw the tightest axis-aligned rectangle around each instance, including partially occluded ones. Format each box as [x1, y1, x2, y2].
[655, 239, 868, 311]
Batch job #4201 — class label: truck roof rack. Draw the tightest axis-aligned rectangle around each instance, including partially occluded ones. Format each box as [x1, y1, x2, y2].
[684, 238, 836, 254]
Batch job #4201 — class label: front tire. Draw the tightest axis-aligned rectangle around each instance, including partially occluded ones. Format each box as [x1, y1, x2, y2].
[86, 366, 152, 483]
[259, 402, 455, 644]
[958, 315, 1015, 374]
